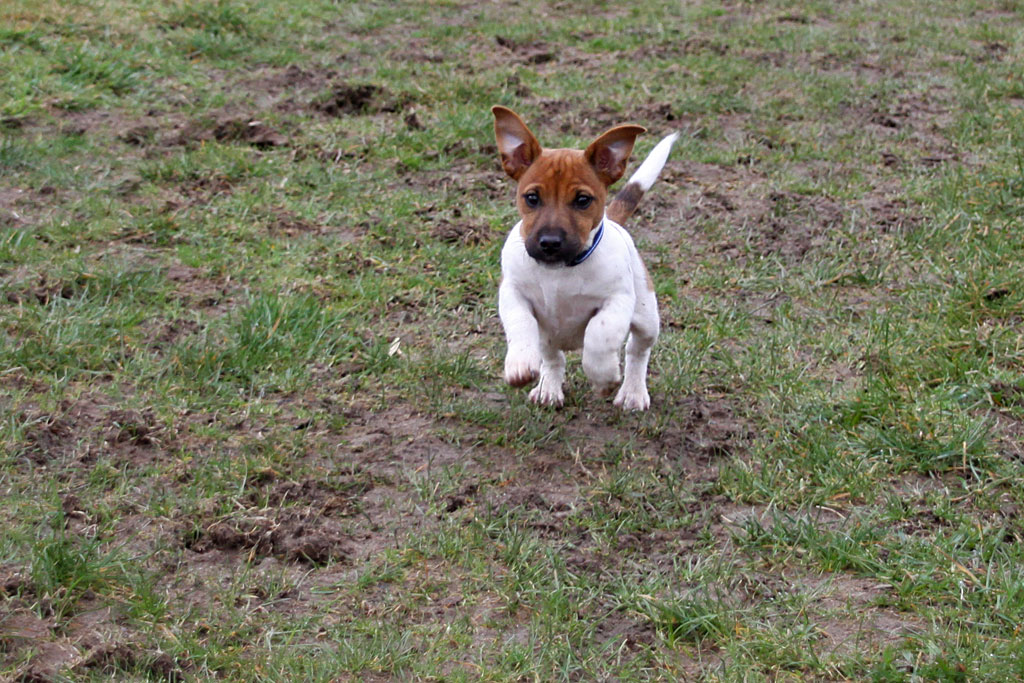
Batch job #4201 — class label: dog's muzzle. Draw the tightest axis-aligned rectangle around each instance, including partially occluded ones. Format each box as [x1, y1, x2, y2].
[525, 226, 581, 266]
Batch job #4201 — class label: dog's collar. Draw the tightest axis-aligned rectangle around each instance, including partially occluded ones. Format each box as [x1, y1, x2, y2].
[568, 220, 604, 267]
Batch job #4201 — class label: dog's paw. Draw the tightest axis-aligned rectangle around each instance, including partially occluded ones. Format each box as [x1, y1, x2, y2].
[613, 386, 650, 411]
[504, 352, 540, 388]
[528, 380, 564, 407]
[583, 353, 621, 397]
[589, 370, 622, 399]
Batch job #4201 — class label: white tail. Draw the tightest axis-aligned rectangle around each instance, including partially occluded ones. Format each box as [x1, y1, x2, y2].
[606, 132, 679, 225]
[629, 132, 679, 191]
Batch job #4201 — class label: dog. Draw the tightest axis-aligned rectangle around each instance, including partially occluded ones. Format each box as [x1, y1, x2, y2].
[491, 106, 678, 411]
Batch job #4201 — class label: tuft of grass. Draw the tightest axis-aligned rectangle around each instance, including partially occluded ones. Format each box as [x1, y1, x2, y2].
[27, 520, 135, 619]
[162, 0, 253, 36]
[54, 44, 141, 96]
[638, 593, 737, 645]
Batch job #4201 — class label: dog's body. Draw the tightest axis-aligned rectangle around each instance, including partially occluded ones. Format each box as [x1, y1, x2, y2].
[492, 106, 677, 411]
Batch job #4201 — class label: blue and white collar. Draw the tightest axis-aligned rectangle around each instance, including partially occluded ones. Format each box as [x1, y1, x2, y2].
[568, 220, 604, 267]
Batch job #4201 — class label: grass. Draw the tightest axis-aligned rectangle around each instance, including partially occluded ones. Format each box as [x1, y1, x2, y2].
[2, 0, 1024, 679]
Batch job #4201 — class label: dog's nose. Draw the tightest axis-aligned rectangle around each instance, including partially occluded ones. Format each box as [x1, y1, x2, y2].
[538, 233, 563, 253]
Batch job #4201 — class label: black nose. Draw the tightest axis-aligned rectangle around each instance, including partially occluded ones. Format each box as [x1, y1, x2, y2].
[538, 232, 563, 253]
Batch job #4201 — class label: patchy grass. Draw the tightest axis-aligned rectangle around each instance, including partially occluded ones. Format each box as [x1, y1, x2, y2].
[2, 0, 1024, 679]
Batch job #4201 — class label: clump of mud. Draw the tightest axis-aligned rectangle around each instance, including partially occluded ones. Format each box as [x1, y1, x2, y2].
[312, 83, 397, 116]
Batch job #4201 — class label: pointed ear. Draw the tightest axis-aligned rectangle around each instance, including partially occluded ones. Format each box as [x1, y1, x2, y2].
[492, 105, 542, 181]
[585, 124, 646, 185]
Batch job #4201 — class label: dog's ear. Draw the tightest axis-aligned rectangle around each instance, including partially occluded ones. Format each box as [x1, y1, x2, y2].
[585, 124, 646, 185]
[492, 106, 542, 181]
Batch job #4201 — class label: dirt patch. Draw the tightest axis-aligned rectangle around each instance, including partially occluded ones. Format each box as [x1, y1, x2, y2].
[0, 602, 188, 681]
[855, 89, 959, 165]
[635, 36, 729, 60]
[14, 395, 174, 472]
[1, 114, 29, 129]
[3, 273, 83, 305]
[398, 158, 508, 204]
[105, 408, 162, 447]
[211, 117, 286, 148]
[256, 473, 376, 515]
[751, 190, 845, 259]
[40, 108, 283, 152]
[494, 35, 555, 65]
[0, 609, 54, 653]
[161, 263, 237, 313]
[643, 154, 927, 268]
[683, 181, 844, 260]
[117, 122, 158, 146]
[238, 64, 339, 111]
[0, 187, 32, 228]
[18, 404, 98, 466]
[0, 607, 74, 682]
[532, 100, 668, 137]
[50, 109, 145, 141]
[148, 318, 202, 351]
[185, 509, 353, 565]
[0, 565, 31, 599]
[312, 83, 401, 116]
[178, 420, 414, 567]
[72, 643, 185, 681]
[233, 65, 416, 121]
[160, 114, 287, 149]
[858, 193, 922, 234]
[181, 467, 377, 565]
[169, 174, 236, 209]
[807, 574, 923, 654]
[645, 393, 754, 470]
[482, 477, 579, 541]
[266, 207, 320, 236]
[595, 610, 660, 653]
[430, 218, 493, 245]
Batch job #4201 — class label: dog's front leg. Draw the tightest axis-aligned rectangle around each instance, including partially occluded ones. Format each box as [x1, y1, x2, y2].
[582, 295, 633, 398]
[498, 280, 542, 388]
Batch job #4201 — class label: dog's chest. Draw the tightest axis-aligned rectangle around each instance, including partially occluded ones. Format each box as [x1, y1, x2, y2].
[530, 276, 603, 342]
[501, 221, 638, 350]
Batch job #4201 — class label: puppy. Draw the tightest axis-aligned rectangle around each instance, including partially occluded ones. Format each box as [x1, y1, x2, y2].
[492, 106, 678, 411]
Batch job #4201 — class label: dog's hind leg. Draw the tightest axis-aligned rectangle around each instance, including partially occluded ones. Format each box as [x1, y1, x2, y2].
[582, 295, 633, 398]
[614, 291, 659, 411]
[528, 336, 566, 407]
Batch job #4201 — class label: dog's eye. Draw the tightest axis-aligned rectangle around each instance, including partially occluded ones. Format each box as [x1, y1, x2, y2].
[573, 194, 593, 210]
[523, 191, 540, 208]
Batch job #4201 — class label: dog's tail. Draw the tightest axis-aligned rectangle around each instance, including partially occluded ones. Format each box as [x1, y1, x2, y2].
[606, 132, 679, 225]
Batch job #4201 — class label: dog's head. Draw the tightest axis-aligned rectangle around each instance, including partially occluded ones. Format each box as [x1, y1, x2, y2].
[492, 106, 645, 265]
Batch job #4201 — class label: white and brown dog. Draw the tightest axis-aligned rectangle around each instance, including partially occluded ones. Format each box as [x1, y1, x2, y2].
[492, 106, 678, 411]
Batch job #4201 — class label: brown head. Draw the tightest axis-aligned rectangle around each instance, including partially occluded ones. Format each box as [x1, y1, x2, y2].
[492, 106, 645, 265]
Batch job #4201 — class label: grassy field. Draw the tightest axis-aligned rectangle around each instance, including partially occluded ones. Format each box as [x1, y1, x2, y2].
[2, 0, 1024, 679]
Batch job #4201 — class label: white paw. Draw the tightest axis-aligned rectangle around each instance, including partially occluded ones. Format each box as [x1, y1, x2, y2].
[528, 377, 564, 407]
[583, 357, 621, 397]
[613, 385, 650, 411]
[504, 350, 540, 387]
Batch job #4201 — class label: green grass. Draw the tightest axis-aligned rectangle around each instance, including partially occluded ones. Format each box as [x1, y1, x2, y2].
[3, 0, 1024, 679]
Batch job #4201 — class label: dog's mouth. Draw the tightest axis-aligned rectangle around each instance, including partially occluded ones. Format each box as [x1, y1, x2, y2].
[526, 246, 578, 265]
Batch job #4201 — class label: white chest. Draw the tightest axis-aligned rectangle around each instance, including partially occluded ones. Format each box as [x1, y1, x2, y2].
[501, 223, 639, 351]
